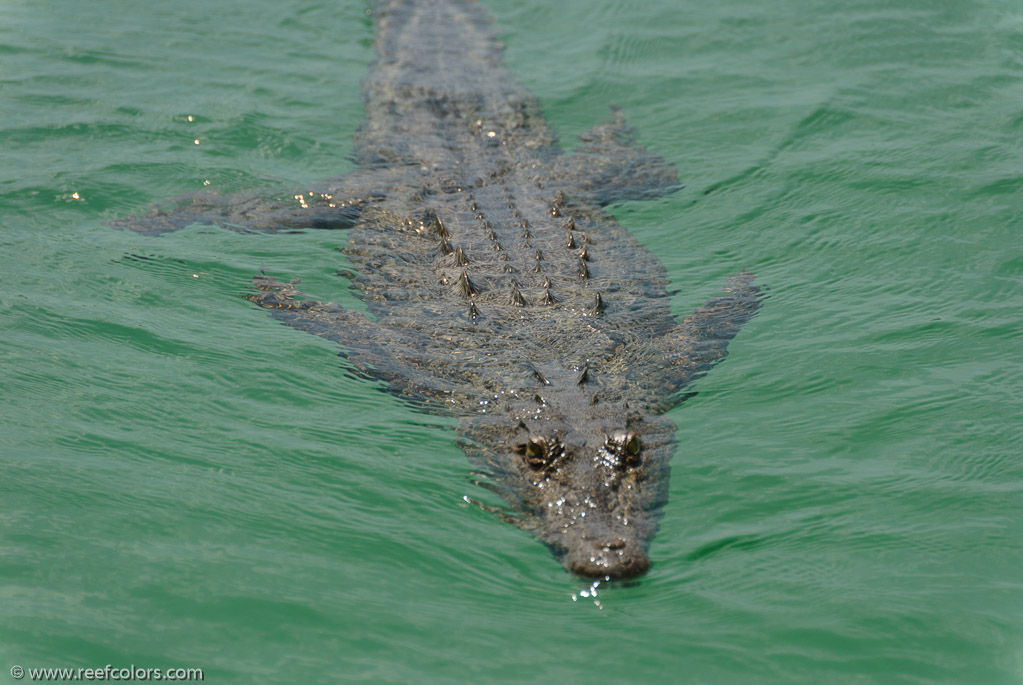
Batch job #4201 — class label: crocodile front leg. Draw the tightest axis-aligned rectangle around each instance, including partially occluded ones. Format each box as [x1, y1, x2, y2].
[650, 271, 763, 411]
[246, 275, 471, 415]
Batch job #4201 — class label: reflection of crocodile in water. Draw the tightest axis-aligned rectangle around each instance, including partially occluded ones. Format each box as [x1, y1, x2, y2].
[115, 0, 762, 579]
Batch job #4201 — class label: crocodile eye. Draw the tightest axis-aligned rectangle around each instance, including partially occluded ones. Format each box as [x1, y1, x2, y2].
[625, 433, 641, 456]
[525, 438, 545, 460]
[518, 436, 553, 470]
[607, 431, 641, 468]
[623, 432, 641, 467]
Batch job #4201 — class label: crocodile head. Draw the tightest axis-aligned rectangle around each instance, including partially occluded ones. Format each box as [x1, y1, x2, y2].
[461, 400, 675, 580]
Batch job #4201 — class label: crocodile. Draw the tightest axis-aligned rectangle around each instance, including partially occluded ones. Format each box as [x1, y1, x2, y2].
[114, 0, 762, 579]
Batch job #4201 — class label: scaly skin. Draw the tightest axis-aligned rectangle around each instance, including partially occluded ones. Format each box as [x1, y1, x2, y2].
[115, 0, 762, 579]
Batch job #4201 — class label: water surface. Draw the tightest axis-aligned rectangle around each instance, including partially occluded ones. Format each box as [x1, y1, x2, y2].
[3, 0, 1023, 682]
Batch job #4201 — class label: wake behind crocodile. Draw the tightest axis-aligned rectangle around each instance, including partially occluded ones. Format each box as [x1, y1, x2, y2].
[115, 0, 762, 579]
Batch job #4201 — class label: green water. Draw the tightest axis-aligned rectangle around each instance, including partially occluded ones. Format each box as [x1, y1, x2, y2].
[3, 0, 1022, 682]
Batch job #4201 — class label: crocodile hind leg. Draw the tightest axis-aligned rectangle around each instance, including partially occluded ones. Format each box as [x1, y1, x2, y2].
[110, 191, 365, 236]
[552, 106, 682, 205]
[110, 167, 395, 236]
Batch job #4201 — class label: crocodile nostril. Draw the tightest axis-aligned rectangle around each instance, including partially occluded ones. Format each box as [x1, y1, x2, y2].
[600, 538, 626, 551]
[567, 546, 651, 579]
